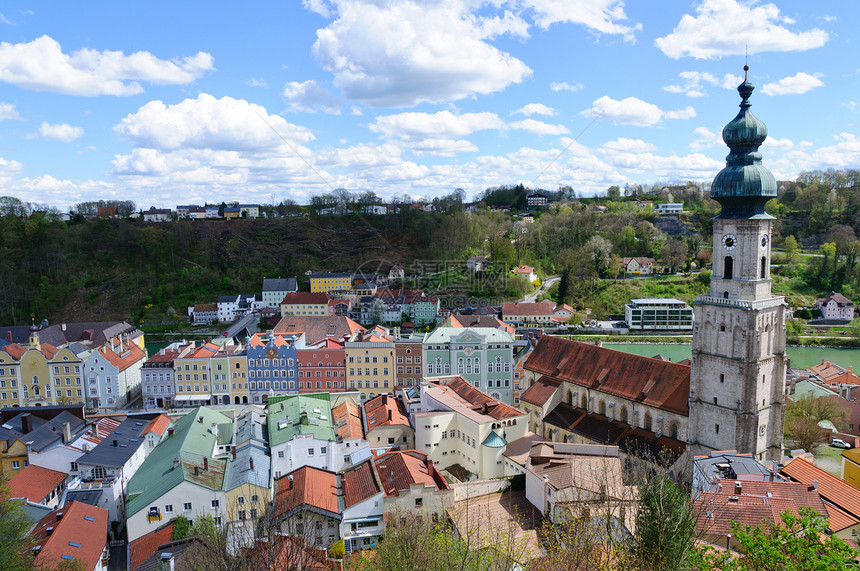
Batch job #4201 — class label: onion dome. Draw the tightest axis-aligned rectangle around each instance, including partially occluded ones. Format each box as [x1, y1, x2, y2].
[710, 66, 777, 219]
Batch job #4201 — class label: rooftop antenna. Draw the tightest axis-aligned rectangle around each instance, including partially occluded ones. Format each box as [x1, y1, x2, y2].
[744, 45, 749, 81]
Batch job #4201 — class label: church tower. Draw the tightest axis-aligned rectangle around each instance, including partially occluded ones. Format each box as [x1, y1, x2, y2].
[688, 67, 786, 461]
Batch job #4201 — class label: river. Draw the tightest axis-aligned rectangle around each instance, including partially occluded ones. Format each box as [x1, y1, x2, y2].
[603, 343, 860, 370]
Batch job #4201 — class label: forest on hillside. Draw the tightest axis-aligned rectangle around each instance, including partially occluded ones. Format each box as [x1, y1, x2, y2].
[1, 168, 859, 327]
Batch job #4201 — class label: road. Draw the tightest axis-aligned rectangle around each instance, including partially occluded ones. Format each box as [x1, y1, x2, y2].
[520, 276, 560, 303]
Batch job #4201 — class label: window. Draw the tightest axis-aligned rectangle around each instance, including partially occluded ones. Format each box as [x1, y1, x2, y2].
[11, 460, 20, 469]
[211, 499, 219, 508]
[238, 510, 246, 520]
[415, 498, 423, 507]
[184, 502, 192, 511]
[278, 451, 284, 458]
[715, 424, 720, 434]
[250, 508, 258, 518]
[165, 505, 173, 513]
[251, 494, 258, 503]
[237, 496, 245, 505]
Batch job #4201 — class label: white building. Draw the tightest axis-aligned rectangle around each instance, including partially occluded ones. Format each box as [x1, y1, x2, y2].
[624, 298, 694, 331]
[262, 277, 298, 308]
[340, 461, 385, 553]
[654, 203, 683, 214]
[78, 336, 146, 409]
[412, 376, 528, 481]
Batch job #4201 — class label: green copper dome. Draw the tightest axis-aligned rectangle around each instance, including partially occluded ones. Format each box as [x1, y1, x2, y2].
[710, 66, 777, 219]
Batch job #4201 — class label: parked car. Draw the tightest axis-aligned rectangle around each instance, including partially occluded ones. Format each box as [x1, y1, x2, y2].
[831, 438, 852, 449]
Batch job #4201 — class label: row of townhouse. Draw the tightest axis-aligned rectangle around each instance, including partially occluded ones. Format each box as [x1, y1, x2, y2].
[0, 322, 146, 411]
[175, 203, 261, 219]
[501, 299, 576, 329]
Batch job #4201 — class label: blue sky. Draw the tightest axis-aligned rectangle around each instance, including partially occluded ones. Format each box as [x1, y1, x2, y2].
[0, 1, 857, 210]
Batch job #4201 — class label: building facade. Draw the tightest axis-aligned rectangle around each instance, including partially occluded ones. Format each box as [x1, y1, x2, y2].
[624, 298, 694, 331]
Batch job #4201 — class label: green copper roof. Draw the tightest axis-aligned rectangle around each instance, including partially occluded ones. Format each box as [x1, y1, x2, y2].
[423, 327, 514, 345]
[126, 407, 232, 517]
[710, 66, 777, 219]
[267, 392, 336, 447]
[482, 431, 507, 448]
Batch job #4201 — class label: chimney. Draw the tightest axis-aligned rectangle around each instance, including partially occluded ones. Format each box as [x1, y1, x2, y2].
[93, 423, 100, 440]
[168, 427, 175, 437]
[232, 446, 237, 460]
[198, 416, 203, 423]
[113, 439, 118, 447]
[250, 457, 254, 471]
[288, 474, 294, 490]
[45, 527, 54, 537]
[173, 457, 180, 469]
[813, 480, 819, 491]
[194, 466, 200, 476]
[387, 409, 392, 422]
[203, 457, 208, 471]
[61, 323, 66, 331]
[56, 511, 64, 521]
[382, 394, 388, 405]
[734, 481, 742, 495]
[62, 422, 71, 443]
[21, 413, 33, 434]
[160, 553, 175, 571]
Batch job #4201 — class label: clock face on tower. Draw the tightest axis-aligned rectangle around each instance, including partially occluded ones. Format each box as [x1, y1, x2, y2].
[761, 235, 769, 249]
[722, 234, 737, 251]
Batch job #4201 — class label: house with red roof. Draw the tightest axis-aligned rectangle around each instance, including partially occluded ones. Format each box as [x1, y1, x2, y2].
[372, 450, 451, 518]
[340, 460, 384, 554]
[817, 291, 855, 321]
[297, 337, 348, 394]
[274, 465, 341, 549]
[280, 292, 332, 317]
[126, 521, 175, 571]
[7, 464, 69, 508]
[363, 394, 414, 454]
[520, 336, 689, 469]
[513, 265, 536, 282]
[779, 457, 860, 541]
[78, 335, 147, 409]
[30, 501, 109, 571]
[502, 300, 556, 328]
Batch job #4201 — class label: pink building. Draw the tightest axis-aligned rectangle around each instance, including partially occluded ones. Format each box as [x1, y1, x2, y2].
[817, 292, 855, 321]
[296, 338, 347, 393]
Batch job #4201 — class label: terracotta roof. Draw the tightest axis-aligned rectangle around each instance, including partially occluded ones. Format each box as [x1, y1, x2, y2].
[281, 292, 330, 305]
[128, 521, 175, 571]
[30, 501, 108, 570]
[520, 375, 561, 407]
[341, 461, 381, 508]
[708, 479, 827, 515]
[502, 302, 554, 316]
[97, 337, 146, 372]
[502, 433, 549, 466]
[513, 265, 535, 274]
[275, 466, 338, 517]
[444, 376, 523, 420]
[7, 464, 67, 503]
[143, 414, 171, 437]
[273, 315, 365, 344]
[695, 492, 785, 537]
[825, 503, 860, 532]
[781, 457, 860, 519]
[332, 402, 363, 440]
[144, 347, 185, 365]
[193, 303, 217, 312]
[372, 450, 450, 497]
[818, 292, 854, 306]
[248, 332, 297, 349]
[365, 394, 411, 430]
[809, 360, 853, 383]
[524, 336, 690, 416]
[444, 315, 515, 335]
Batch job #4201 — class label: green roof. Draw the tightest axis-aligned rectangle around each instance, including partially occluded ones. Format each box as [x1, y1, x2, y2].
[423, 327, 514, 345]
[126, 407, 232, 517]
[267, 393, 336, 447]
[482, 431, 507, 448]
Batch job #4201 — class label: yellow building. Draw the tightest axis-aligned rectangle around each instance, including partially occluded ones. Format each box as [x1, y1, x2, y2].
[843, 448, 860, 489]
[0, 327, 84, 408]
[229, 353, 249, 405]
[309, 272, 352, 293]
[173, 342, 219, 406]
[210, 344, 244, 406]
[0, 438, 28, 477]
[279, 292, 331, 317]
[345, 326, 396, 401]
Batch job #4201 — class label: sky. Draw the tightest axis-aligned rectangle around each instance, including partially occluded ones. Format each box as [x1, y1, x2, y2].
[0, 0, 858, 211]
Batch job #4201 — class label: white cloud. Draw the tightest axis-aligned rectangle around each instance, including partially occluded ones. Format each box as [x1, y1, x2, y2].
[509, 119, 569, 136]
[303, 0, 332, 18]
[527, 0, 641, 41]
[664, 71, 740, 97]
[689, 126, 720, 152]
[0, 13, 11, 25]
[761, 72, 824, 95]
[656, 0, 828, 59]
[282, 80, 342, 114]
[601, 138, 657, 153]
[311, 1, 531, 107]
[513, 103, 556, 117]
[0, 35, 213, 96]
[114, 94, 315, 152]
[369, 110, 504, 142]
[0, 102, 20, 120]
[551, 81, 583, 92]
[583, 96, 694, 126]
[246, 78, 268, 88]
[35, 122, 84, 142]
[665, 106, 696, 120]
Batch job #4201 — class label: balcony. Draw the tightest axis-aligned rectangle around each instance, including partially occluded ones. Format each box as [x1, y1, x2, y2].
[147, 507, 162, 522]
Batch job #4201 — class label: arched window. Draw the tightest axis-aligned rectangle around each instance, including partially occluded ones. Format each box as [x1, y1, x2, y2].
[670, 422, 679, 439]
[474, 356, 480, 372]
[581, 395, 588, 410]
[724, 256, 733, 279]
[458, 358, 464, 374]
[495, 357, 502, 373]
[760, 256, 767, 279]
[620, 407, 628, 424]
[466, 358, 472, 374]
[33, 385, 40, 396]
[32, 376, 39, 384]
[599, 400, 606, 416]
[567, 390, 574, 406]
[644, 413, 653, 432]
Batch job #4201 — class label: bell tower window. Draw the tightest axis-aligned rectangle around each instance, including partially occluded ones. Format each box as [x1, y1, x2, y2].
[760, 256, 767, 279]
[724, 256, 733, 279]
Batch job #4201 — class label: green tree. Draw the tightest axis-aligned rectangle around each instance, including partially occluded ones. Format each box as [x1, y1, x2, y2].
[634, 474, 698, 571]
[0, 477, 37, 571]
[172, 515, 191, 540]
[692, 507, 856, 570]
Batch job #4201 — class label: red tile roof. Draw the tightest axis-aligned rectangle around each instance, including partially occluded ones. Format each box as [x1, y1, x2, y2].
[143, 414, 171, 437]
[372, 450, 450, 497]
[781, 457, 860, 519]
[7, 464, 67, 503]
[502, 302, 554, 316]
[248, 332, 298, 349]
[127, 521, 175, 571]
[333, 402, 363, 440]
[274, 316, 365, 344]
[281, 292, 331, 305]
[520, 375, 561, 407]
[444, 315, 515, 335]
[97, 337, 146, 372]
[275, 466, 338, 517]
[341, 461, 381, 508]
[524, 336, 690, 416]
[31, 501, 108, 571]
[444, 376, 523, 420]
[365, 394, 411, 430]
